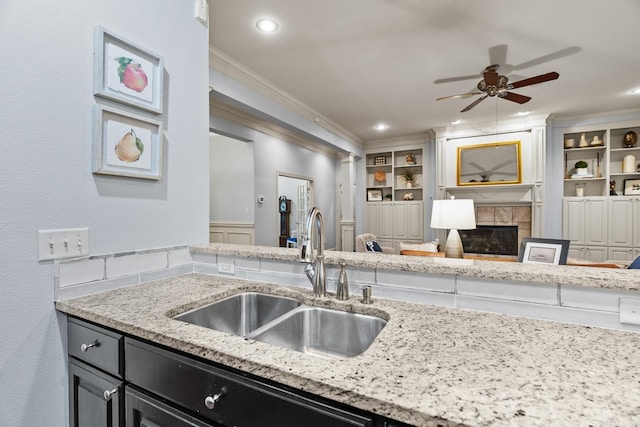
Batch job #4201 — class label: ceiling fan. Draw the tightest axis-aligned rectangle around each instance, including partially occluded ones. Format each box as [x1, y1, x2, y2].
[436, 65, 559, 112]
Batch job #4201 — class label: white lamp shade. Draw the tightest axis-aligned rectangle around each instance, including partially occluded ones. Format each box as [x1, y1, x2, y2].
[430, 198, 476, 230]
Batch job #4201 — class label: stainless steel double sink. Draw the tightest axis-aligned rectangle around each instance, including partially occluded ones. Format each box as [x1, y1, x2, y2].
[174, 292, 387, 359]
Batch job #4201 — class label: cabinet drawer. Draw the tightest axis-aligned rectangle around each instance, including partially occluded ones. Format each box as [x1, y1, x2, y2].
[68, 318, 123, 377]
[126, 387, 211, 427]
[125, 338, 373, 427]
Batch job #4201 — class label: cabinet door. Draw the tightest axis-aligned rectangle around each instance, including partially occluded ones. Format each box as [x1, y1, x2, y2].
[634, 198, 640, 247]
[584, 246, 608, 262]
[608, 247, 635, 261]
[69, 360, 123, 427]
[364, 203, 380, 235]
[406, 201, 424, 240]
[609, 198, 633, 247]
[563, 199, 585, 245]
[378, 202, 394, 239]
[126, 388, 211, 427]
[568, 245, 585, 260]
[393, 203, 408, 239]
[584, 198, 608, 246]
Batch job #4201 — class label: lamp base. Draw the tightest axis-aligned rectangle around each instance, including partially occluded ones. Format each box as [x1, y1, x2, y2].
[444, 229, 464, 258]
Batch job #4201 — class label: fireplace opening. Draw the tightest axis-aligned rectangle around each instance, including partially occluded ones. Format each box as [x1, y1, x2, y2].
[459, 225, 519, 256]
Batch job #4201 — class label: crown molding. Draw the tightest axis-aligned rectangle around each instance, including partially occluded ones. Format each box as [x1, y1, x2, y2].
[210, 98, 338, 157]
[209, 47, 363, 149]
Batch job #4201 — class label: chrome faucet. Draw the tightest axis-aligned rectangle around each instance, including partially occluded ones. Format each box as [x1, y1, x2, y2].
[299, 207, 326, 297]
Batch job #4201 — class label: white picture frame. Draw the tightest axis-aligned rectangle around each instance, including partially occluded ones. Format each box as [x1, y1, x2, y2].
[93, 26, 164, 114]
[92, 104, 163, 180]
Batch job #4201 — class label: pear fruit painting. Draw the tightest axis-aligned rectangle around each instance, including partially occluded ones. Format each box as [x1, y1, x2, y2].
[115, 129, 144, 162]
[115, 56, 148, 93]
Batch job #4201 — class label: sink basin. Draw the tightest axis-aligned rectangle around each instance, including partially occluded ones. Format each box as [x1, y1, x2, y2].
[174, 292, 386, 359]
[174, 292, 301, 336]
[251, 306, 387, 359]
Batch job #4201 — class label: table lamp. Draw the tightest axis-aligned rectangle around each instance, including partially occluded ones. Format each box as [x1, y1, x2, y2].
[430, 196, 476, 258]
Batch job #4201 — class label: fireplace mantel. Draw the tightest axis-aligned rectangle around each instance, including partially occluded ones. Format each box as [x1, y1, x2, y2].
[444, 184, 534, 205]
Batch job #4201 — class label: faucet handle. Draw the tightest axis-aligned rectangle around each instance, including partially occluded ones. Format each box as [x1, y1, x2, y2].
[361, 285, 373, 304]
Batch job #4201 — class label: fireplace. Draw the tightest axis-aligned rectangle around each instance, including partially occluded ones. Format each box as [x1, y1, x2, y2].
[459, 225, 519, 256]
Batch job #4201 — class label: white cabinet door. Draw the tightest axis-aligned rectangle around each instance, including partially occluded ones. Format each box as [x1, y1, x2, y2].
[393, 203, 408, 239]
[584, 198, 608, 246]
[633, 198, 640, 248]
[608, 247, 635, 261]
[563, 198, 586, 245]
[609, 197, 633, 247]
[584, 246, 608, 262]
[406, 201, 424, 240]
[568, 246, 584, 259]
[364, 203, 380, 236]
[378, 203, 394, 239]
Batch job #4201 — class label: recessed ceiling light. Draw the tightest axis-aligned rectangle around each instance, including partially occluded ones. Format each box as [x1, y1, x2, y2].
[451, 119, 461, 125]
[256, 18, 279, 33]
[374, 123, 388, 131]
[630, 88, 640, 95]
[517, 111, 530, 116]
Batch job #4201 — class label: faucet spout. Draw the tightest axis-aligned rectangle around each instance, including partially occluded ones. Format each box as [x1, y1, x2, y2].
[299, 207, 326, 297]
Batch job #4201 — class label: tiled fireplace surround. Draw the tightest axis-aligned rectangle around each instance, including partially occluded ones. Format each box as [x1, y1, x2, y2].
[474, 205, 531, 255]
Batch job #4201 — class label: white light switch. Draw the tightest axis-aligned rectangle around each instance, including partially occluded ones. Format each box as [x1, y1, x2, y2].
[38, 228, 90, 261]
[619, 297, 640, 325]
[218, 263, 235, 275]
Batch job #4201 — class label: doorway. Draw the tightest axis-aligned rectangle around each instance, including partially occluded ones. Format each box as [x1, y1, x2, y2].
[276, 173, 313, 247]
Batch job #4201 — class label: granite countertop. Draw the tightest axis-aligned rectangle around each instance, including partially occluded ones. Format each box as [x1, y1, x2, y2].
[56, 273, 640, 426]
[191, 244, 640, 291]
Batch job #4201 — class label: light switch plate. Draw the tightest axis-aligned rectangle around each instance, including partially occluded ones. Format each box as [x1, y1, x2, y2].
[619, 297, 640, 325]
[38, 228, 90, 261]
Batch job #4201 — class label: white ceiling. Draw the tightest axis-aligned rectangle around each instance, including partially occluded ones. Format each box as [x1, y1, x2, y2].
[210, 0, 640, 142]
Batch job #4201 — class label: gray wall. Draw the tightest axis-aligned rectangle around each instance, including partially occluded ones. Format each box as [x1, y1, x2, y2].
[0, 2, 209, 425]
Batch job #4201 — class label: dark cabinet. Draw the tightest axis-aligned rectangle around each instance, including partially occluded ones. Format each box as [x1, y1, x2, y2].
[126, 387, 212, 427]
[68, 359, 123, 427]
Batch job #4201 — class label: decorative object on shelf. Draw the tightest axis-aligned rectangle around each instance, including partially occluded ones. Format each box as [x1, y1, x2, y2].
[622, 154, 637, 173]
[571, 160, 592, 179]
[637, 163, 640, 173]
[374, 169, 386, 183]
[564, 138, 575, 149]
[590, 135, 603, 146]
[367, 189, 383, 201]
[405, 152, 416, 165]
[430, 196, 476, 259]
[383, 194, 392, 200]
[403, 192, 414, 200]
[623, 131, 637, 148]
[623, 179, 640, 196]
[93, 26, 164, 114]
[374, 156, 386, 165]
[400, 169, 416, 188]
[575, 183, 585, 197]
[517, 238, 569, 265]
[579, 133, 589, 147]
[610, 180, 617, 196]
[457, 141, 521, 186]
[596, 152, 601, 178]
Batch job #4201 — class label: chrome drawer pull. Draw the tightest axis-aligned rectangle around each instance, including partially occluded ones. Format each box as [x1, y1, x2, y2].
[103, 388, 118, 401]
[80, 340, 99, 352]
[204, 392, 223, 410]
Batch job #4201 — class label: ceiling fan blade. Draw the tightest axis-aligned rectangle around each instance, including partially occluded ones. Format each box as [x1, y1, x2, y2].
[513, 46, 580, 70]
[502, 91, 531, 104]
[436, 92, 481, 101]
[461, 95, 488, 112]
[483, 70, 499, 86]
[433, 73, 482, 84]
[510, 72, 559, 89]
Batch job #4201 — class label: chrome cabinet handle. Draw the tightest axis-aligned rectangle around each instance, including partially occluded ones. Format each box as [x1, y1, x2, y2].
[204, 391, 224, 410]
[80, 340, 99, 352]
[103, 388, 118, 401]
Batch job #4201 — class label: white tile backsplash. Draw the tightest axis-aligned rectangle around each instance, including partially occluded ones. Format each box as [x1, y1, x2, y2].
[168, 247, 192, 267]
[561, 285, 638, 312]
[377, 270, 455, 293]
[57, 258, 105, 287]
[106, 251, 168, 278]
[457, 276, 558, 305]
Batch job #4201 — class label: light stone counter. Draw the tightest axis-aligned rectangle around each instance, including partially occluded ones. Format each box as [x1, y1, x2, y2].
[191, 243, 640, 291]
[56, 273, 640, 426]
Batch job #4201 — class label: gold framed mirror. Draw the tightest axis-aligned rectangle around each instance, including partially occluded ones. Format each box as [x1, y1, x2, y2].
[457, 141, 522, 186]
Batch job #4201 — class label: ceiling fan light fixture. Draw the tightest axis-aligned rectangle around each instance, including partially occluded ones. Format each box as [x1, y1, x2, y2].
[451, 119, 461, 125]
[374, 123, 389, 131]
[517, 111, 530, 116]
[256, 18, 279, 33]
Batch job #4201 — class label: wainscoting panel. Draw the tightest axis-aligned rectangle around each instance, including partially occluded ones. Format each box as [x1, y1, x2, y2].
[209, 222, 254, 245]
